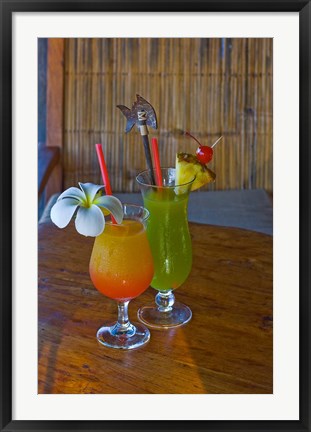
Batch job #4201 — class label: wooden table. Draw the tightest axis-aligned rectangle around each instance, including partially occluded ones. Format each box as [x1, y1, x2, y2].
[38, 220, 273, 394]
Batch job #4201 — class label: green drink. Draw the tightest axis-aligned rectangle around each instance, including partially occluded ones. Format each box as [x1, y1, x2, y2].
[143, 189, 192, 291]
[136, 168, 194, 329]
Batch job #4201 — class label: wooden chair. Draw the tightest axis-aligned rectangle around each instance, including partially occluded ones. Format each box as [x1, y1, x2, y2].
[38, 143, 60, 199]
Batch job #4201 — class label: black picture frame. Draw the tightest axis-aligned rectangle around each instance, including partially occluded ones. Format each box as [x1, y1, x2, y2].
[1, 1, 310, 431]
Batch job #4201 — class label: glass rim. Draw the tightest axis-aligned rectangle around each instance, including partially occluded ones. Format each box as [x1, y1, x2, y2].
[136, 167, 196, 189]
[106, 203, 149, 224]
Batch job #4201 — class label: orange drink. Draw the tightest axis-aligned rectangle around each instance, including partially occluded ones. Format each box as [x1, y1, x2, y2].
[89, 220, 154, 301]
[89, 204, 154, 349]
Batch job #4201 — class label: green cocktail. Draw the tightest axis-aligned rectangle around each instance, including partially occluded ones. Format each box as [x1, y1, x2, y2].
[136, 168, 194, 328]
[143, 189, 192, 291]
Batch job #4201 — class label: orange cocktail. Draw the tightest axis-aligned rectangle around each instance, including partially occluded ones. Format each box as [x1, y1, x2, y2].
[89, 204, 154, 350]
[89, 219, 154, 301]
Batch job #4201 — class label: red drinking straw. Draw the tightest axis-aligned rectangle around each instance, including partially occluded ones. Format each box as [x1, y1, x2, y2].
[151, 138, 163, 186]
[95, 143, 116, 224]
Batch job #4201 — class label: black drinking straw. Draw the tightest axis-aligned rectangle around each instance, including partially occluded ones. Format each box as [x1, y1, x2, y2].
[117, 94, 158, 185]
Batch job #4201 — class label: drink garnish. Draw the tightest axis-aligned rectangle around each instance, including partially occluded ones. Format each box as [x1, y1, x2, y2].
[175, 153, 216, 191]
[184, 131, 223, 165]
[174, 132, 222, 191]
[50, 182, 123, 237]
[117, 94, 158, 185]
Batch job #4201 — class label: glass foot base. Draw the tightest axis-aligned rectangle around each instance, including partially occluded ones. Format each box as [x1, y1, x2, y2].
[137, 302, 192, 329]
[96, 322, 150, 350]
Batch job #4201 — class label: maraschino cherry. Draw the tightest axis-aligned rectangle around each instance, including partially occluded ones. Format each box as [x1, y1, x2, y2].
[184, 131, 222, 165]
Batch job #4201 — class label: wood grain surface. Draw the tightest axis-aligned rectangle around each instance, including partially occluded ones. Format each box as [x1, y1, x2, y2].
[38, 221, 273, 394]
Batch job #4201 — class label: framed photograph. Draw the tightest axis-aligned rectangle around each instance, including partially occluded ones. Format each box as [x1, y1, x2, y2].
[1, 1, 310, 431]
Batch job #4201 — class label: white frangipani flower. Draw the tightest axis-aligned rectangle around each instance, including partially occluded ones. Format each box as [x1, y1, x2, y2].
[50, 182, 123, 237]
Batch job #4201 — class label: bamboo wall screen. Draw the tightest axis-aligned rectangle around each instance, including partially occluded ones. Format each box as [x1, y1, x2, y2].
[63, 38, 273, 192]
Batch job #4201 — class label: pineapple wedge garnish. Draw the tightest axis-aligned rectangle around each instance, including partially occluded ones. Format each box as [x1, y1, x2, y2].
[175, 153, 216, 191]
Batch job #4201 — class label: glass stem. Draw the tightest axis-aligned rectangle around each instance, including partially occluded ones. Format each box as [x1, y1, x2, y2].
[155, 290, 175, 312]
[110, 301, 136, 337]
[117, 301, 130, 331]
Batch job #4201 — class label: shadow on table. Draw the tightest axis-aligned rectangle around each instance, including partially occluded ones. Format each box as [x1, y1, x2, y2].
[38, 310, 65, 393]
[177, 224, 273, 394]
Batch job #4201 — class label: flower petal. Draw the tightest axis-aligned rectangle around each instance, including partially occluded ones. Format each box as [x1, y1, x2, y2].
[93, 195, 124, 224]
[50, 198, 80, 228]
[79, 183, 104, 204]
[75, 205, 105, 237]
[57, 187, 85, 202]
